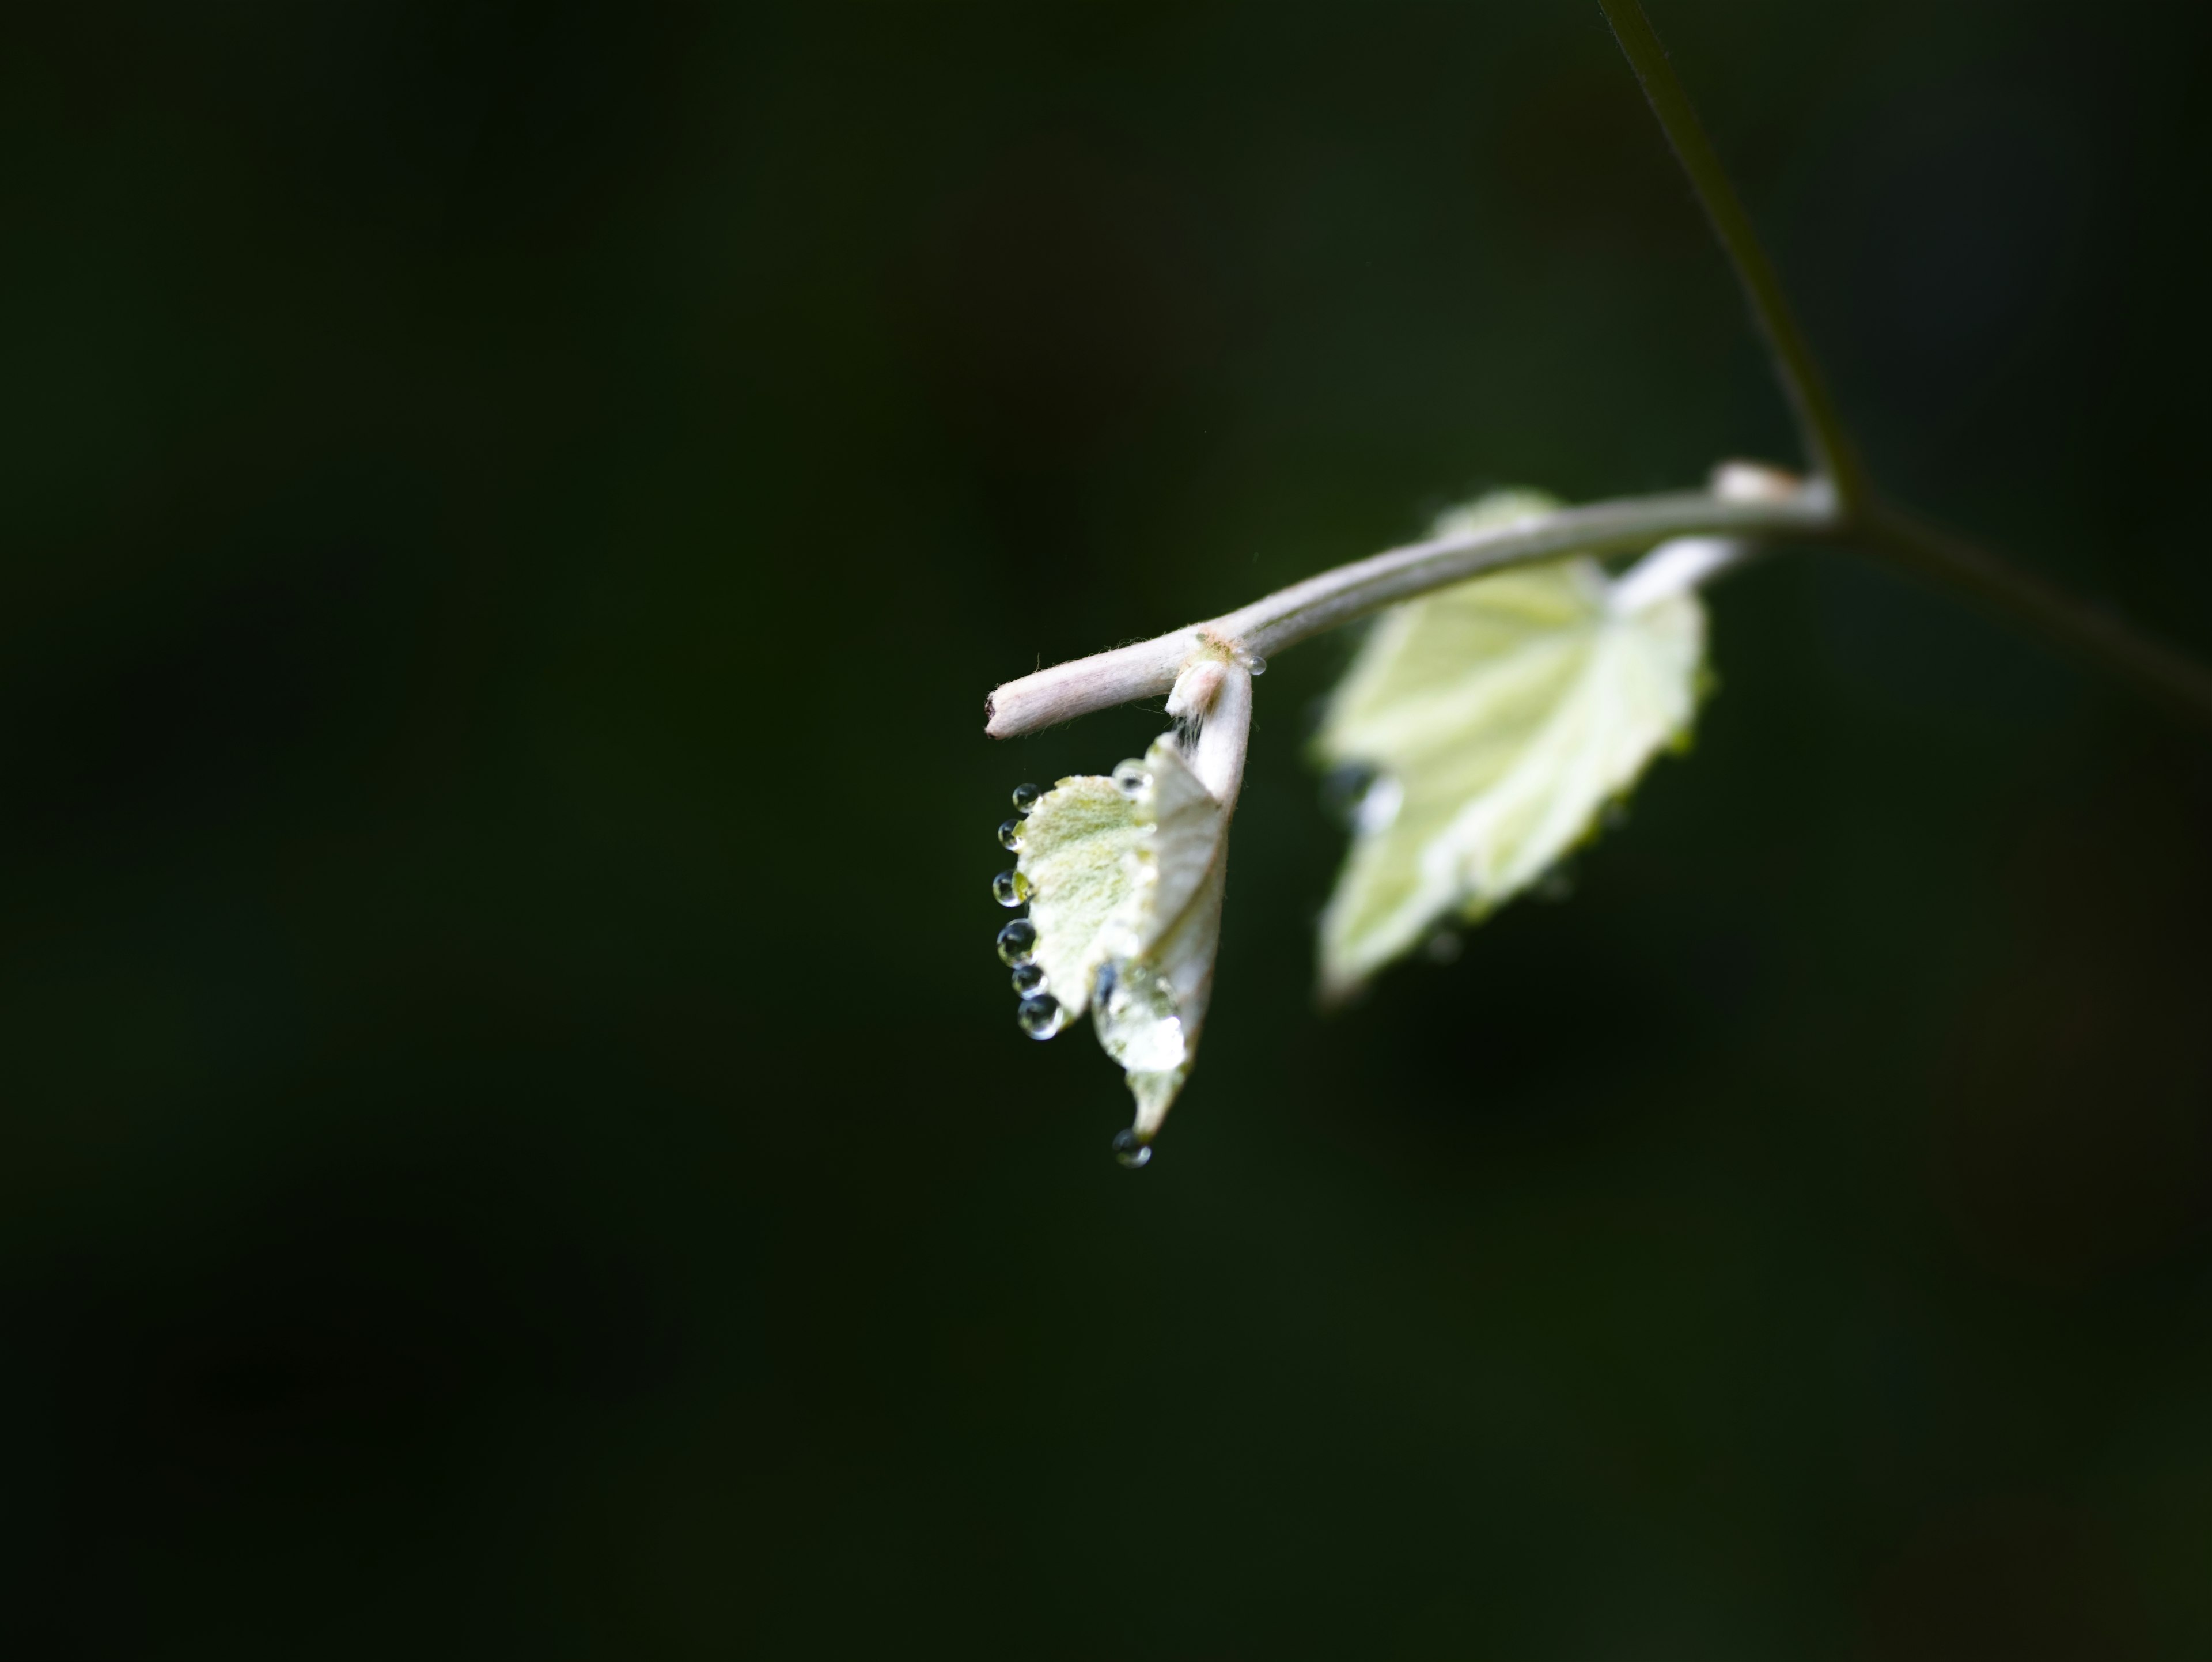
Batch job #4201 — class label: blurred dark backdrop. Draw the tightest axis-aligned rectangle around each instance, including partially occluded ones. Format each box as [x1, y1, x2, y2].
[6, 1, 2211, 1656]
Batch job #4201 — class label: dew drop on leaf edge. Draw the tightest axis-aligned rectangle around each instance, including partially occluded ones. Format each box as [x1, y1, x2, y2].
[1112, 759, 1148, 796]
[1112, 1129, 1153, 1169]
[1012, 782, 1041, 812]
[1010, 961, 1046, 997]
[997, 918, 1037, 965]
[997, 817, 1025, 851]
[1017, 993, 1062, 1039]
[992, 869, 1031, 907]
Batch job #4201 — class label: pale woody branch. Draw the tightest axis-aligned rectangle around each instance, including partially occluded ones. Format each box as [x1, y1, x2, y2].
[986, 479, 1838, 740]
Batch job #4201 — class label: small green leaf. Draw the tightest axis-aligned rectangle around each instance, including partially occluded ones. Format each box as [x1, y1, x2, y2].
[1313, 490, 1706, 1000]
[1017, 774, 1148, 1023]
[1015, 734, 1231, 1135]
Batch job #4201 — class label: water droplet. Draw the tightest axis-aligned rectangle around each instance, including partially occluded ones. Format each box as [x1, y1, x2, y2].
[1012, 782, 1042, 812]
[1353, 774, 1403, 835]
[1321, 763, 1378, 827]
[1010, 961, 1047, 997]
[997, 918, 1037, 965]
[1092, 957, 1187, 1073]
[1320, 764, 1402, 835]
[1112, 759, 1149, 796]
[1243, 653, 1267, 676]
[992, 869, 1032, 907]
[1111, 1129, 1153, 1169]
[1017, 993, 1063, 1039]
[997, 818, 1025, 851]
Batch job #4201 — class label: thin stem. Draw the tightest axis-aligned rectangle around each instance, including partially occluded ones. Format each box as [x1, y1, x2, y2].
[986, 483, 1839, 738]
[1214, 486, 1835, 652]
[1597, 0, 1870, 511]
[1861, 506, 2212, 729]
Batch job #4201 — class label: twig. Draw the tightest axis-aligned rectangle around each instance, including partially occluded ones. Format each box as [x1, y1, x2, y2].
[987, 483, 1839, 738]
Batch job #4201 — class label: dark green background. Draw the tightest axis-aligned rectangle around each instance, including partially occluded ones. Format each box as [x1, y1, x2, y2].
[7, 1, 2211, 1656]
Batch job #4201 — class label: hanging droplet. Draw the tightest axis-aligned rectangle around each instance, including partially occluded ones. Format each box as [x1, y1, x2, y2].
[1010, 961, 1047, 997]
[1111, 1129, 1153, 1169]
[1321, 763, 1377, 827]
[1092, 956, 1187, 1073]
[997, 918, 1037, 965]
[1012, 782, 1042, 813]
[1017, 993, 1063, 1039]
[992, 869, 1032, 907]
[1243, 653, 1267, 676]
[1353, 774, 1403, 835]
[1112, 759, 1149, 796]
[997, 818, 1025, 851]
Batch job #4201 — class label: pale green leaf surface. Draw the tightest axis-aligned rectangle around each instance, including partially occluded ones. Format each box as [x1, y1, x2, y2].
[1314, 490, 1706, 1000]
[1016, 775, 1146, 1022]
[1016, 735, 1230, 1136]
